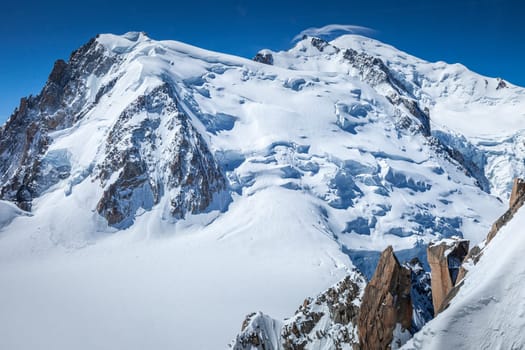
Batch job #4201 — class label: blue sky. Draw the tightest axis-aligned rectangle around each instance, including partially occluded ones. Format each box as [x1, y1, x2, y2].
[1, 0, 523, 123]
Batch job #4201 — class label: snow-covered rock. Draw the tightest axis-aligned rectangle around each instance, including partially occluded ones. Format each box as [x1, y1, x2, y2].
[231, 272, 366, 350]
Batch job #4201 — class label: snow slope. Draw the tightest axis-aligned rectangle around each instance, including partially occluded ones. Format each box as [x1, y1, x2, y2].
[402, 205, 525, 350]
[0, 187, 351, 350]
[0, 200, 28, 229]
[0, 32, 523, 349]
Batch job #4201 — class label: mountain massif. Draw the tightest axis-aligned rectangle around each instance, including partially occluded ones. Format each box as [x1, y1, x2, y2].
[0, 32, 524, 349]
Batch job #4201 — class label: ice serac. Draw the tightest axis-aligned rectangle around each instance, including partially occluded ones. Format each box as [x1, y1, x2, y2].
[95, 83, 226, 227]
[0, 37, 115, 211]
[358, 246, 412, 350]
[231, 273, 366, 350]
[426, 238, 469, 313]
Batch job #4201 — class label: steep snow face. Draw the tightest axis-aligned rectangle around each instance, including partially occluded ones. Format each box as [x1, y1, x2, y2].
[401, 206, 525, 349]
[0, 32, 522, 349]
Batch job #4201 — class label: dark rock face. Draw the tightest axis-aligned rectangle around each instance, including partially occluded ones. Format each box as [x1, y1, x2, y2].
[342, 48, 431, 137]
[431, 130, 491, 194]
[405, 258, 434, 331]
[96, 84, 227, 228]
[427, 238, 469, 314]
[231, 273, 366, 350]
[496, 78, 507, 90]
[253, 52, 274, 65]
[358, 246, 412, 350]
[310, 37, 330, 52]
[0, 36, 116, 211]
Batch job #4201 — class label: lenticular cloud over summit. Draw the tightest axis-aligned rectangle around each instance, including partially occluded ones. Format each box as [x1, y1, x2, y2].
[292, 24, 375, 42]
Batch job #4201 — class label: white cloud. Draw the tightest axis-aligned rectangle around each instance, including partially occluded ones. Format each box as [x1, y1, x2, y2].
[293, 24, 375, 42]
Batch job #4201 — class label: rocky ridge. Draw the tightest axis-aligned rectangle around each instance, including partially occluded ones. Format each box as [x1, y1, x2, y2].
[232, 246, 431, 350]
[231, 272, 366, 350]
[0, 37, 115, 210]
[358, 246, 412, 350]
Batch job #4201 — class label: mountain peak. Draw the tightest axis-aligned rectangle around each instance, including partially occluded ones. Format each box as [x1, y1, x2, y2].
[95, 31, 150, 54]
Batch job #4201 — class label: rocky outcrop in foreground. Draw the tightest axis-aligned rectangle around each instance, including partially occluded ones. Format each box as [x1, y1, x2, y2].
[231, 272, 366, 350]
[232, 246, 426, 350]
[427, 238, 469, 314]
[358, 246, 412, 350]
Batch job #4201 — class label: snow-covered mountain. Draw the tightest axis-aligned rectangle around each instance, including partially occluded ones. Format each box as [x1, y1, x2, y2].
[0, 31, 523, 349]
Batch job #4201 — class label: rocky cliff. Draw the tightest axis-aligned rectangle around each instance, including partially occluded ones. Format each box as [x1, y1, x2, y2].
[0, 37, 115, 211]
[427, 238, 469, 313]
[358, 246, 412, 350]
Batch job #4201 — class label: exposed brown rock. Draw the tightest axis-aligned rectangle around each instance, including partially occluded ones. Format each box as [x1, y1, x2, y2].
[427, 238, 469, 314]
[456, 245, 482, 284]
[509, 178, 525, 211]
[358, 246, 412, 350]
[282, 274, 363, 350]
[487, 177, 525, 243]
